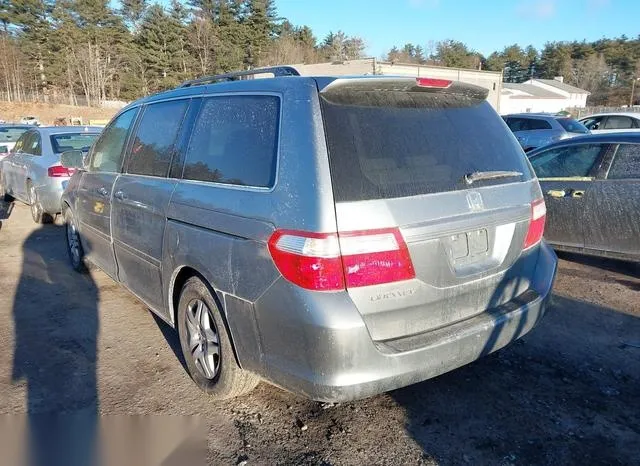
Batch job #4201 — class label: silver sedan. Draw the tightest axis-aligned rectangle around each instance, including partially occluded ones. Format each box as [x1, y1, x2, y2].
[0, 126, 101, 223]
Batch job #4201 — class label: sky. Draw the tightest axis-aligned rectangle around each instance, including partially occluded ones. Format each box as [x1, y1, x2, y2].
[275, 0, 640, 58]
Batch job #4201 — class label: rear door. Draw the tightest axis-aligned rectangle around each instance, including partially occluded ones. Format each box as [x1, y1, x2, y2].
[111, 98, 191, 314]
[320, 79, 541, 341]
[529, 143, 611, 249]
[584, 143, 640, 258]
[76, 108, 138, 279]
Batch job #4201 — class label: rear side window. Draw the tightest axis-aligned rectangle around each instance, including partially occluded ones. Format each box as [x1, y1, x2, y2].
[525, 118, 552, 130]
[23, 132, 41, 155]
[182, 95, 280, 187]
[608, 144, 640, 179]
[603, 116, 635, 130]
[127, 100, 189, 177]
[556, 118, 589, 134]
[321, 93, 531, 201]
[530, 144, 604, 178]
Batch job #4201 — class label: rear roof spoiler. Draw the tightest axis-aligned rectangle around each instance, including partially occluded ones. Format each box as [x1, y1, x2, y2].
[316, 76, 489, 101]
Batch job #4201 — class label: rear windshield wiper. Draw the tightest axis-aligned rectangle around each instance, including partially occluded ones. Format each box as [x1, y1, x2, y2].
[463, 170, 523, 185]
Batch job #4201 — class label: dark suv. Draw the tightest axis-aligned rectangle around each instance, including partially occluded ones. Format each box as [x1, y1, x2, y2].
[60, 67, 557, 401]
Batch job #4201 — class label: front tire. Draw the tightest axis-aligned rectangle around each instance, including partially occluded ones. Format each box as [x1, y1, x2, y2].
[177, 277, 259, 399]
[28, 181, 53, 224]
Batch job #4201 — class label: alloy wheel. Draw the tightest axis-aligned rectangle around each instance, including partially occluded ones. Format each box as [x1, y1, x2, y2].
[185, 299, 220, 380]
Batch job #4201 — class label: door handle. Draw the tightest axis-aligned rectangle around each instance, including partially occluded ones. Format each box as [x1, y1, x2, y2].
[571, 190, 585, 198]
[114, 190, 126, 200]
[547, 189, 566, 198]
[97, 187, 108, 197]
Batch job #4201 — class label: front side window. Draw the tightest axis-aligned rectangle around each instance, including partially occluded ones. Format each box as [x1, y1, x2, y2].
[608, 144, 640, 180]
[89, 109, 137, 173]
[182, 95, 280, 188]
[530, 144, 605, 179]
[127, 100, 189, 177]
[580, 116, 604, 130]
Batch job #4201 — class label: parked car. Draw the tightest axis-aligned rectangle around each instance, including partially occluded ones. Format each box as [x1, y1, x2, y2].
[503, 113, 590, 152]
[528, 132, 640, 262]
[60, 67, 557, 402]
[20, 116, 40, 126]
[578, 112, 640, 133]
[0, 125, 31, 159]
[0, 126, 101, 223]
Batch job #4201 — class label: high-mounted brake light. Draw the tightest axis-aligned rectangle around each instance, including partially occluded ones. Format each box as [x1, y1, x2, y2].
[268, 228, 416, 291]
[523, 199, 546, 249]
[48, 165, 75, 177]
[416, 77, 452, 89]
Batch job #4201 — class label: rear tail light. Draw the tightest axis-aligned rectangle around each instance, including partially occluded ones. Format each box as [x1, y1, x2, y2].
[416, 77, 452, 88]
[268, 228, 416, 291]
[48, 165, 75, 177]
[523, 199, 546, 249]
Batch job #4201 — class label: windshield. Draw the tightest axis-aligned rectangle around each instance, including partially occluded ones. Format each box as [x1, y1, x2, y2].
[320, 91, 532, 202]
[0, 127, 30, 142]
[556, 118, 589, 134]
[50, 133, 99, 153]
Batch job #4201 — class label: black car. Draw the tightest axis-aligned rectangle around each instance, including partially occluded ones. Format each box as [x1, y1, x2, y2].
[528, 132, 640, 262]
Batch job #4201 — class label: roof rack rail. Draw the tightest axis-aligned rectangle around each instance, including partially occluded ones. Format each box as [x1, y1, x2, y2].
[179, 66, 300, 88]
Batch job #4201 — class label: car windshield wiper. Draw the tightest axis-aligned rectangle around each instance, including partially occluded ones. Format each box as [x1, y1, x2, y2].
[463, 170, 523, 185]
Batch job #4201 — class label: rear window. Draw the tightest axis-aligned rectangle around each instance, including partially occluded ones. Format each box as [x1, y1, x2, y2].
[556, 118, 589, 134]
[321, 92, 532, 201]
[0, 127, 29, 142]
[50, 133, 99, 153]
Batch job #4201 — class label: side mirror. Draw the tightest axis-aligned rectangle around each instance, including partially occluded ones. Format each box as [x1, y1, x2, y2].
[61, 150, 85, 170]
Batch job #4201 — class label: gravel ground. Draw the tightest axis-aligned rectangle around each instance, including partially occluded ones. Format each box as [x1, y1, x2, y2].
[0, 202, 639, 465]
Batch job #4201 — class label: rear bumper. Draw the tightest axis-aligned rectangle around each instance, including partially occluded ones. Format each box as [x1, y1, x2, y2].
[35, 179, 67, 214]
[248, 242, 557, 402]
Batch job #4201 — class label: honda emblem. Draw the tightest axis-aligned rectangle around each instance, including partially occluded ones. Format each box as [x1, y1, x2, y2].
[466, 191, 484, 212]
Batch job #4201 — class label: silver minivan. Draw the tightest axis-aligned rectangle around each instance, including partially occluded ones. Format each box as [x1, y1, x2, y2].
[61, 68, 557, 401]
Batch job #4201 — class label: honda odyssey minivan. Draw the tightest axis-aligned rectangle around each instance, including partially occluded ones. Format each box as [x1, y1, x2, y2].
[60, 67, 557, 401]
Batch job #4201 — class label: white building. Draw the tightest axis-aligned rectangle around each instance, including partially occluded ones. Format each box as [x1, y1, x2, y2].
[499, 77, 589, 115]
[291, 59, 503, 111]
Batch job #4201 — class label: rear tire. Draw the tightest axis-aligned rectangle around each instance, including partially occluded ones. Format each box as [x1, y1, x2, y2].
[65, 208, 88, 273]
[28, 181, 53, 224]
[177, 277, 259, 399]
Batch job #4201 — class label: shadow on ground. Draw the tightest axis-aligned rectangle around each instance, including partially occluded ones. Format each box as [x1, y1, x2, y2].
[0, 199, 14, 230]
[11, 223, 100, 466]
[391, 294, 640, 465]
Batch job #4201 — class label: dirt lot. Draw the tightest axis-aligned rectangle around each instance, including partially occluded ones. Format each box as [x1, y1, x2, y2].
[0, 101, 118, 126]
[0, 202, 639, 465]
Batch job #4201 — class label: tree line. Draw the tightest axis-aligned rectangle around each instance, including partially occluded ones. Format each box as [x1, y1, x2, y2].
[2, 0, 639, 107]
[0, 0, 365, 105]
[387, 37, 640, 106]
